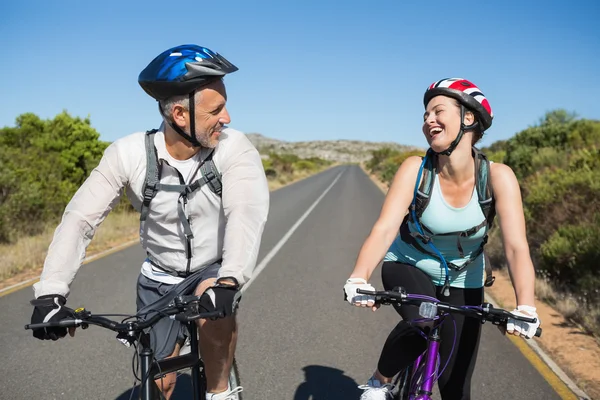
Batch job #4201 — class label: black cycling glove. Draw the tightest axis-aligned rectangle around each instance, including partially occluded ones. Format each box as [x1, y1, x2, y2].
[30, 295, 75, 340]
[199, 284, 242, 318]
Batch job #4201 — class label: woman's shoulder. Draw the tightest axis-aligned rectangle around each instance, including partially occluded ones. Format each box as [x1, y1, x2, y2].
[489, 162, 517, 179]
[390, 155, 424, 187]
[399, 155, 425, 173]
[489, 162, 519, 192]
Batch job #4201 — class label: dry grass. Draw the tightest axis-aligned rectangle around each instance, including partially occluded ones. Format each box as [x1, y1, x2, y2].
[0, 211, 139, 281]
[268, 165, 335, 191]
[535, 277, 600, 338]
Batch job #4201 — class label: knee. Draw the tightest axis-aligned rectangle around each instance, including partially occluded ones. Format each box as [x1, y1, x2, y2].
[155, 372, 177, 395]
[412, 320, 434, 334]
[391, 320, 431, 338]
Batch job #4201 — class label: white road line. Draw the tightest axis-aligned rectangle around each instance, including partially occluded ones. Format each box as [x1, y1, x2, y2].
[242, 169, 345, 293]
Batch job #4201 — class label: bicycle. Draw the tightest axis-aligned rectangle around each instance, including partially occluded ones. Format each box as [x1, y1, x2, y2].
[356, 287, 542, 400]
[25, 294, 243, 400]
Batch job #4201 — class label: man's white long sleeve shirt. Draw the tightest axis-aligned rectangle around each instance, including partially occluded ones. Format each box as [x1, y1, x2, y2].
[33, 126, 269, 298]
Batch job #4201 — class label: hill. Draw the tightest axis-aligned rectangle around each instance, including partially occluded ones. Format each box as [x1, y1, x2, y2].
[246, 133, 420, 163]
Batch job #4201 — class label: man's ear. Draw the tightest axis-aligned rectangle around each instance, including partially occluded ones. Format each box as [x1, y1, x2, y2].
[171, 104, 188, 128]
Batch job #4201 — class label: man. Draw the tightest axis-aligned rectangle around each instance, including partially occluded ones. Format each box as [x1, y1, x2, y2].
[29, 44, 270, 400]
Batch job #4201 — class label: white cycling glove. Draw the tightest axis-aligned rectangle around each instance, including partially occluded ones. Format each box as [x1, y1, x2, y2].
[343, 278, 376, 306]
[506, 305, 540, 339]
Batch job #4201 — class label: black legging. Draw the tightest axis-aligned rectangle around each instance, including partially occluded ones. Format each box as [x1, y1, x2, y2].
[377, 261, 484, 400]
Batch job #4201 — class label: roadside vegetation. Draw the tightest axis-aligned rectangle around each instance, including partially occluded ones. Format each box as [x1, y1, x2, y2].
[261, 152, 334, 190]
[366, 110, 600, 336]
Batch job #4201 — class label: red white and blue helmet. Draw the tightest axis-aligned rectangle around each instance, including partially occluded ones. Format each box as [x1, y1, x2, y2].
[138, 44, 238, 101]
[424, 78, 493, 131]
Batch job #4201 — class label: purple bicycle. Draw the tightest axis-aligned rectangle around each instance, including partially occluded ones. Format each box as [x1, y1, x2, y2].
[356, 287, 542, 400]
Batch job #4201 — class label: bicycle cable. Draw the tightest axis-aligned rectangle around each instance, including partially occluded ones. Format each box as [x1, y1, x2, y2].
[129, 340, 140, 400]
[433, 314, 458, 383]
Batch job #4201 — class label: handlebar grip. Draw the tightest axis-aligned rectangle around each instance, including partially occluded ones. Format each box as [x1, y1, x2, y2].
[25, 319, 80, 330]
[356, 289, 376, 295]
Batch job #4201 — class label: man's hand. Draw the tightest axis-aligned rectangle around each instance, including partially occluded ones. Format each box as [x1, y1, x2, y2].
[30, 295, 76, 340]
[199, 281, 242, 318]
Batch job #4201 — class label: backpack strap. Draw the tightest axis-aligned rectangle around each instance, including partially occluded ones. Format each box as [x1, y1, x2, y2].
[140, 129, 160, 227]
[473, 146, 495, 228]
[473, 146, 496, 286]
[411, 149, 437, 222]
[404, 147, 497, 286]
[197, 151, 222, 196]
[139, 129, 223, 278]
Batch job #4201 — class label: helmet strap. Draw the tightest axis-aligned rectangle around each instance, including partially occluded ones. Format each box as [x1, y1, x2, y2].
[436, 105, 479, 156]
[158, 94, 202, 148]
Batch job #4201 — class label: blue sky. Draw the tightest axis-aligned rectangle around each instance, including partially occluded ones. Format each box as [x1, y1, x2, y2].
[1, 0, 599, 148]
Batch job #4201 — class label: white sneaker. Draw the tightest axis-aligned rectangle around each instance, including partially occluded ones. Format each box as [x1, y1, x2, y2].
[358, 377, 394, 400]
[206, 386, 243, 400]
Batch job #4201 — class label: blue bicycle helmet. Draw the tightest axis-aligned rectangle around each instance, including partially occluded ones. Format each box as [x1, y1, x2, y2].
[139, 44, 238, 101]
[138, 44, 238, 147]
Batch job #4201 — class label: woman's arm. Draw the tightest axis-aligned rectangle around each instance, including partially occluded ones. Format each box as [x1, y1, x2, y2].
[349, 156, 422, 281]
[491, 163, 536, 307]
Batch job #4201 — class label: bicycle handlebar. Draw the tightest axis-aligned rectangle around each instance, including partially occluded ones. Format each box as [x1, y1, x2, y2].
[357, 288, 542, 338]
[24, 295, 225, 333]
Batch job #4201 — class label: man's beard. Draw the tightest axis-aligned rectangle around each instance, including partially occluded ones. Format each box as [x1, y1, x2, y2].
[196, 131, 219, 148]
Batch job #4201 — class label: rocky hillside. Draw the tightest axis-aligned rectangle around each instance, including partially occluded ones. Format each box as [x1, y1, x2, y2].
[246, 133, 420, 163]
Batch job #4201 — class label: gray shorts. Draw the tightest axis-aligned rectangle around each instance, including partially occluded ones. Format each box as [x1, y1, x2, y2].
[136, 264, 219, 360]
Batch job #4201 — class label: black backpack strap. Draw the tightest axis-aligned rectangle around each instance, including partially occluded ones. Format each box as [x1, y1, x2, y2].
[484, 252, 495, 287]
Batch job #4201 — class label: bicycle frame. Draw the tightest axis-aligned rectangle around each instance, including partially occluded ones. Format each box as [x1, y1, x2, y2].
[139, 321, 204, 400]
[403, 323, 442, 400]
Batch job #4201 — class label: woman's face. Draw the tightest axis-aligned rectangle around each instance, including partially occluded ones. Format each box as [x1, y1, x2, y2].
[422, 95, 463, 152]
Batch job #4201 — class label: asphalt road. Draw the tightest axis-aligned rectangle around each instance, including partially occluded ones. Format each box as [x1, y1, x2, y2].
[0, 165, 560, 399]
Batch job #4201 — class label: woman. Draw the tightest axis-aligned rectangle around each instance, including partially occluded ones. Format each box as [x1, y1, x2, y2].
[344, 78, 540, 400]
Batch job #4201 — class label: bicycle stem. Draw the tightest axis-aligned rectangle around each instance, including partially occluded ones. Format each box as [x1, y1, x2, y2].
[416, 325, 441, 400]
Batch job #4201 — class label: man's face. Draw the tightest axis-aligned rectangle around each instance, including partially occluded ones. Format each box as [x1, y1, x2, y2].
[191, 79, 230, 148]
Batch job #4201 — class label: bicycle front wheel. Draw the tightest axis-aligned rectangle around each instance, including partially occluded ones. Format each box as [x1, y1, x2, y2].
[198, 358, 243, 400]
[228, 358, 243, 400]
[392, 365, 413, 400]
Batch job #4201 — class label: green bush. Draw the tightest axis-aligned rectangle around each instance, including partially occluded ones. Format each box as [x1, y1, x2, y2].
[0, 112, 108, 242]
[260, 153, 331, 182]
[294, 160, 317, 171]
[539, 213, 600, 302]
[367, 148, 425, 185]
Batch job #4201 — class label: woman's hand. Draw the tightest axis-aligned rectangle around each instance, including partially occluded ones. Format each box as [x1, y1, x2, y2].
[506, 305, 540, 339]
[343, 278, 379, 311]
